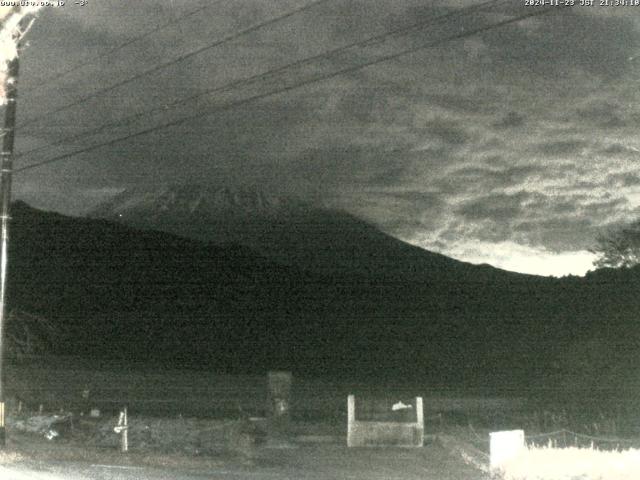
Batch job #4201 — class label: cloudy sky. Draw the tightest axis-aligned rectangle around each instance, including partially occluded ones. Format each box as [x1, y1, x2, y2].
[8, 0, 640, 276]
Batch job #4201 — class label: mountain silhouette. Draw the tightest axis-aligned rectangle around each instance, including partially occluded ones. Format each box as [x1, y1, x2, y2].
[7, 200, 640, 396]
[89, 183, 517, 282]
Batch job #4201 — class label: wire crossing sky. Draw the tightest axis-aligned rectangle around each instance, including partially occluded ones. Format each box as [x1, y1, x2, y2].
[16, 1, 560, 175]
[12, 0, 640, 277]
[25, 1, 218, 93]
[17, 0, 332, 128]
[15, 0, 506, 161]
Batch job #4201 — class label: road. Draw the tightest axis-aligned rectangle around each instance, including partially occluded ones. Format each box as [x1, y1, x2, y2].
[0, 443, 484, 479]
[1, 462, 290, 480]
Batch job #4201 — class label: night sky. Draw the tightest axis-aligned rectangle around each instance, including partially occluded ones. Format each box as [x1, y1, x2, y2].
[8, 1, 640, 276]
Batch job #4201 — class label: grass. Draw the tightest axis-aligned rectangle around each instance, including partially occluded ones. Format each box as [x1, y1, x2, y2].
[2, 421, 489, 480]
[6, 409, 640, 479]
[7, 429, 243, 471]
[6, 358, 640, 478]
[4, 359, 527, 422]
[7, 413, 261, 457]
[0, 451, 22, 464]
[497, 444, 640, 480]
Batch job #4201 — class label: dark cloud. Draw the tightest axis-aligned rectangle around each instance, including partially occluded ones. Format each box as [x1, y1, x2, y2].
[599, 143, 640, 157]
[532, 140, 588, 157]
[330, 187, 445, 240]
[607, 173, 640, 188]
[512, 218, 597, 252]
[512, 196, 629, 250]
[482, 153, 504, 163]
[492, 111, 525, 130]
[9, 1, 640, 275]
[481, 11, 639, 80]
[457, 191, 532, 222]
[338, 85, 413, 124]
[377, 190, 444, 233]
[285, 146, 420, 195]
[450, 165, 538, 190]
[422, 93, 486, 115]
[388, 190, 442, 205]
[443, 193, 630, 253]
[424, 119, 469, 146]
[366, 166, 410, 187]
[575, 101, 627, 129]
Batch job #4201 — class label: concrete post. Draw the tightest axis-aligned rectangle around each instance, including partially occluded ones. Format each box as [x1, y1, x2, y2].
[266, 371, 291, 438]
[490, 429, 525, 471]
[347, 394, 355, 447]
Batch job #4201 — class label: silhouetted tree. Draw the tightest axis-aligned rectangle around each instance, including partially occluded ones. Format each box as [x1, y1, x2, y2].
[591, 220, 640, 269]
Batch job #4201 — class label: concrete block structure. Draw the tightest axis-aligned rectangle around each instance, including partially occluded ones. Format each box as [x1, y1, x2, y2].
[347, 394, 424, 447]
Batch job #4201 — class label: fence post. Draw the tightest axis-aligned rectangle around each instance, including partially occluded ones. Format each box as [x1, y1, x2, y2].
[415, 397, 424, 446]
[122, 406, 128, 453]
[266, 371, 291, 439]
[114, 406, 129, 453]
[490, 430, 525, 471]
[347, 394, 355, 447]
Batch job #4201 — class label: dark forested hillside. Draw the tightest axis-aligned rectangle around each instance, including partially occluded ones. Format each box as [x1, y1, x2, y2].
[7, 202, 640, 396]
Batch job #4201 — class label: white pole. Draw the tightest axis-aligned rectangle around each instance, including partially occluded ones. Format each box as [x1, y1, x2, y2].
[416, 397, 424, 426]
[347, 395, 355, 447]
[121, 406, 128, 453]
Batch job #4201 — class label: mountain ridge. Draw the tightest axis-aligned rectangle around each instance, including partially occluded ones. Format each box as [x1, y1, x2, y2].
[88, 183, 526, 282]
[7, 200, 640, 394]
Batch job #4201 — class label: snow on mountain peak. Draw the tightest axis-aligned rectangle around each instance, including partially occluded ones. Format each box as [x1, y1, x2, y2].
[90, 183, 307, 220]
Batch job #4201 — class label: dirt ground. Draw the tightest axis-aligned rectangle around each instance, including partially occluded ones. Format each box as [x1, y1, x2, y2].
[5, 437, 487, 480]
[1, 417, 489, 480]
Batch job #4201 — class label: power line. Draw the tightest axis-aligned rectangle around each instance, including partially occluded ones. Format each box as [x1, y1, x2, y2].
[17, 0, 332, 128]
[16, 0, 504, 160]
[15, 4, 569, 174]
[16, 3, 565, 172]
[25, 1, 219, 93]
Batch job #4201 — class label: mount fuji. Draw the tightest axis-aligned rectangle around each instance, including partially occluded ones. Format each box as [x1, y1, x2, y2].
[88, 183, 509, 281]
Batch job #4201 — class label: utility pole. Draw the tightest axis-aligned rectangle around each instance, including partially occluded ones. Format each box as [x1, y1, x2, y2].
[0, 10, 36, 446]
[0, 53, 19, 448]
